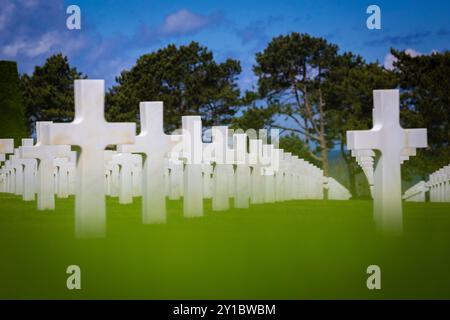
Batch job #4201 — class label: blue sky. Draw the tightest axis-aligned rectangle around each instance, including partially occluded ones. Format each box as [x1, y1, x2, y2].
[1, 0, 450, 90]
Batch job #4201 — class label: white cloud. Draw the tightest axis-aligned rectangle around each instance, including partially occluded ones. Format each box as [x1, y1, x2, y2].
[383, 48, 422, 70]
[0, 2, 15, 31]
[404, 48, 421, 57]
[2, 32, 60, 58]
[383, 53, 396, 70]
[2, 39, 27, 57]
[18, 0, 40, 8]
[26, 32, 60, 57]
[160, 9, 221, 37]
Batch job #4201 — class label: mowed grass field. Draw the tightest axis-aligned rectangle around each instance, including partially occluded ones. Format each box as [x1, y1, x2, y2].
[0, 193, 449, 299]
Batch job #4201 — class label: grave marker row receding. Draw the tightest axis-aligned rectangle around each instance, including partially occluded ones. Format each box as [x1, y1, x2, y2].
[0, 79, 354, 238]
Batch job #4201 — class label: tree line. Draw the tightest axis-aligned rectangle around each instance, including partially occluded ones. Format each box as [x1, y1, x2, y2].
[14, 32, 450, 197]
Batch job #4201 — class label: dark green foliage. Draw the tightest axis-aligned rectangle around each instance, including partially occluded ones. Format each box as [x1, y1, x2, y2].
[230, 93, 277, 131]
[106, 42, 241, 132]
[20, 54, 86, 134]
[279, 132, 321, 166]
[0, 61, 27, 146]
[392, 49, 450, 182]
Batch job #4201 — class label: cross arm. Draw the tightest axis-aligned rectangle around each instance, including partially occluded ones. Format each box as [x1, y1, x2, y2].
[404, 128, 427, 148]
[105, 123, 136, 146]
[20, 146, 43, 160]
[167, 134, 183, 152]
[45, 123, 84, 146]
[346, 129, 381, 151]
[117, 143, 142, 154]
[0, 139, 14, 154]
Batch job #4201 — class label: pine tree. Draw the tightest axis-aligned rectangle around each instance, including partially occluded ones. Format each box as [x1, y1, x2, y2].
[0, 61, 27, 146]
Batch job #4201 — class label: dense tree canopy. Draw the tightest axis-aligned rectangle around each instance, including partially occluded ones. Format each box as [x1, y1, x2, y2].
[278, 133, 321, 166]
[231, 92, 277, 131]
[0, 61, 27, 146]
[106, 42, 241, 132]
[392, 49, 450, 178]
[20, 54, 86, 134]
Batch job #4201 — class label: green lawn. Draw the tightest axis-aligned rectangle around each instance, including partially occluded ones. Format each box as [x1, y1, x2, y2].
[0, 193, 449, 299]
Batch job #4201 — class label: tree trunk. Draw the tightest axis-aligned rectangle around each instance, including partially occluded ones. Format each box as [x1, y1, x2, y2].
[340, 133, 357, 198]
[318, 89, 329, 177]
[318, 89, 329, 200]
[303, 118, 309, 146]
[347, 161, 357, 198]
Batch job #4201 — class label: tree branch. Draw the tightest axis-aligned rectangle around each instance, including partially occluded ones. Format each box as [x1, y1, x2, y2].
[272, 124, 319, 141]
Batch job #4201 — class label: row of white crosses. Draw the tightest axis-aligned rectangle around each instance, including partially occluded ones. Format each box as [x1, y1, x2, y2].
[402, 164, 450, 203]
[0, 139, 15, 193]
[347, 89, 428, 235]
[402, 181, 428, 202]
[352, 149, 375, 197]
[327, 177, 352, 200]
[0, 79, 350, 238]
[426, 165, 450, 202]
[352, 147, 420, 199]
[0, 135, 77, 201]
[105, 152, 142, 201]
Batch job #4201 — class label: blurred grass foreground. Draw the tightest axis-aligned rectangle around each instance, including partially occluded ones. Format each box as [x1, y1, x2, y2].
[0, 193, 449, 299]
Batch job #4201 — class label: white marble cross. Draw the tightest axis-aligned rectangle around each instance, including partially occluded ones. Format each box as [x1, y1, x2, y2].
[351, 149, 375, 197]
[21, 122, 71, 210]
[328, 177, 352, 200]
[54, 157, 70, 198]
[44, 80, 136, 238]
[167, 157, 184, 200]
[14, 140, 37, 201]
[10, 152, 24, 196]
[296, 158, 308, 199]
[119, 102, 181, 223]
[105, 162, 119, 197]
[67, 151, 77, 196]
[249, 139, 264, 204]
[429, 167, 450, 202]
[347, 90, 427, 234]
[104, 151, 118, 197]
[373, 98, 422, 227]
[111, 153, 134, 204]
[428, 172, 439, 202]
[105, 168, 111, 196]
[262, 144, 276, 203]
[444, 166, 450, 202]
[273, 149, 286, 202]
[3, 161, 15, 193]
[199, 129, 215, 200]
[0, 139, 14, 164]
[0, 169, 6, 192]
[211, 126, 232, 211]
[282, 152, 294, 200]
[130, 154, 142, 197]
[201, 162, 213, 199]
[403, 181, 428, 202]
[181, 116, 204, 217]
[163, 162, 170, 197]
[233, 133, 250, 208]
[299, 161, 324, 200]
[290, 155, 301, 200]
